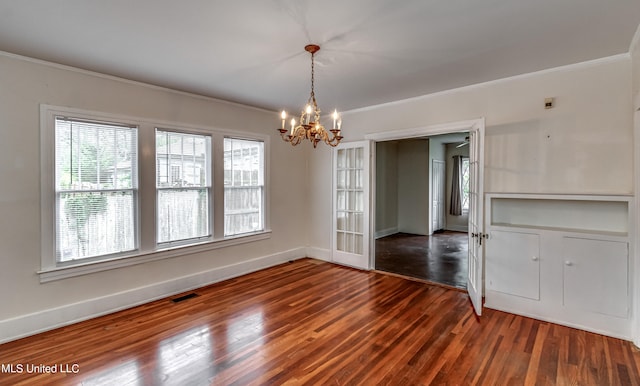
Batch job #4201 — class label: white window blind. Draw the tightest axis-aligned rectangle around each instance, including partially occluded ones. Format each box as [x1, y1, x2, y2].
[156, 130, 212, 244]
[54, 117, 138, 262]
[224, 138, 264, 236]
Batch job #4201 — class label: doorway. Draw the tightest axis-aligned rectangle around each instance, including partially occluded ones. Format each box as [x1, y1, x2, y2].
[373, 133, 470, 289]
[334, 118, 485, 315]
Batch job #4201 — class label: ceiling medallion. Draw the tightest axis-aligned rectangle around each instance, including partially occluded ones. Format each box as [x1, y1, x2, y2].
[278, 44, 342, 148]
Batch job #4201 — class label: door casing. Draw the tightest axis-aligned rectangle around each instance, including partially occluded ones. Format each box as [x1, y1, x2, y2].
[365, 118, 486, 313]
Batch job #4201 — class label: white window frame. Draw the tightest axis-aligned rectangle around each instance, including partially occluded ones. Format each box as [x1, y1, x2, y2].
[53, 116, 139, 264]
[155, 128, 213, 247]
[40, 105, 271, 283]
[223, 137, 266, 237]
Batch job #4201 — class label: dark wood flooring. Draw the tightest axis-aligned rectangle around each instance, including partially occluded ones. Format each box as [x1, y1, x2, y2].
[1, 258, 640, 385]
[375, 231, 468, 289]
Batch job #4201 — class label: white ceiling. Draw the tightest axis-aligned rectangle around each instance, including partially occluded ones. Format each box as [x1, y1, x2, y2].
[1, 1, 639, 113]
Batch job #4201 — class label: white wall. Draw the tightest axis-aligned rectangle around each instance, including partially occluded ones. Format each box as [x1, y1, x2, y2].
[445, 143, 470, 232]
[308, 55, 633, 251]
[0, 52, 309, 342]
[375, 141, 398, 237]
[397, 139, 430, 235]
[632, 25, 640, 100]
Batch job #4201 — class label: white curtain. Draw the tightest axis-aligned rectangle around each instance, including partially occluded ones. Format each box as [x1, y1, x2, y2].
[450, 155, 463, 216]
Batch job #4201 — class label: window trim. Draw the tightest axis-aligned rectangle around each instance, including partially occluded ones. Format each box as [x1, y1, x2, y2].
[223, 136, 266, 237]
[155, 128, 213, 246]
[53, 117, 140, 262]
[40, 105, 271, 283]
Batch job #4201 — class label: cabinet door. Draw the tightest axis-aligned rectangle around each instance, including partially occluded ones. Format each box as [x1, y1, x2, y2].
[563, 237, 628, 318]
[486, 230, 540, 300]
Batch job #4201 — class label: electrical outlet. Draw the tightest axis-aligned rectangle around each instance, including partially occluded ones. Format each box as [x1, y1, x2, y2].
[544, 97, 555, 109]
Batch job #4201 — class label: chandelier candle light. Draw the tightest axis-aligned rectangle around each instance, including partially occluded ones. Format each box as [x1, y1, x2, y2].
[278, 44, 343, 148]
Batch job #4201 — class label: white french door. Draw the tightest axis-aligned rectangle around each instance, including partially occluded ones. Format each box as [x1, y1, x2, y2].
[467, 123, 485, 316]
[431, 160, 445, 233]
[332, 141, 371, 270]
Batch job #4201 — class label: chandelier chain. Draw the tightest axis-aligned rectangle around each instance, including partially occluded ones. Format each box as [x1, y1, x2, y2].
[310, 51, 316, 107]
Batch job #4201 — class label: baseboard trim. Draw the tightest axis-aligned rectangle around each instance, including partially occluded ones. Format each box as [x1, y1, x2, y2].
[0, 247, 306, 344]
[375, 227, 398, 239]
[306, 246, 331, 262]
[446, 226, 468, 233]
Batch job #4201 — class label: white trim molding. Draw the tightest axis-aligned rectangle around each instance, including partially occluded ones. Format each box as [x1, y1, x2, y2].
[1, 248, 306, 344]
[633, 93, 640, 347]
[365, 119, 483, 142]
[375, 227, 398, 239]
[306, 246, 332, 262]
[446, 225, 469, 233]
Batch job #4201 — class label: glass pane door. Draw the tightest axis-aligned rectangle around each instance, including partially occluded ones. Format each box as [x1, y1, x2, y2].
[333, 141, 370, 269]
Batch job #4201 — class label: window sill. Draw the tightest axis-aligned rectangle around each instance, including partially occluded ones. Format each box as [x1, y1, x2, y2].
[38, 230, 272, 283]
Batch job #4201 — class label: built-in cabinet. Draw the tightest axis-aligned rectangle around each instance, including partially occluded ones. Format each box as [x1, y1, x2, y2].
[485, 194, 632, 339]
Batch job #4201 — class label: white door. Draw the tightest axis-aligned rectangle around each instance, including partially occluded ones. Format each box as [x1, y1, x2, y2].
[467, 124, 485, 316]
[332, 141, 371, 269]
[431, 160, 445, 232]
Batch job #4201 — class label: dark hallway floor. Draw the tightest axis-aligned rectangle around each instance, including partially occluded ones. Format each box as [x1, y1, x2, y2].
[375, 231, 468, 289]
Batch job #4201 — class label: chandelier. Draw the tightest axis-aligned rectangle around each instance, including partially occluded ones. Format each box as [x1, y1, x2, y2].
[278, 44, 342, 148]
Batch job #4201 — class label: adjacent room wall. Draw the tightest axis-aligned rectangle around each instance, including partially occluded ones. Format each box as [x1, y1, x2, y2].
[375, 141, 398, 238]
[0, 52, 309, 342]
[397, 139, 430, 235]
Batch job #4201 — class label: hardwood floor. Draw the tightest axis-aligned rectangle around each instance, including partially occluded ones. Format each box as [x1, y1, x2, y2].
[1, 258, 639, 385]
[376, 231, 468, 289]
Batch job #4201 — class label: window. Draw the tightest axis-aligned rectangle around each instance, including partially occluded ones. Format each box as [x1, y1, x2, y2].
[42, 105, 270, 281]
[54, 117, 138, 262]
[224, 138, 264, 236]
[156, 130, 211, 244]
[461, 158, 470, 211]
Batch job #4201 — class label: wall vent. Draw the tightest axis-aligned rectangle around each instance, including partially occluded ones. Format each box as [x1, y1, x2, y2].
[171, 293, 199, 303]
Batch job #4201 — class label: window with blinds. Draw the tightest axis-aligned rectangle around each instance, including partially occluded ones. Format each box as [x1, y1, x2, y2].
[223, 138, 264, 236]
[54, 117, 138, 262]
[42, 105, 270, 280]
[156, 130, 212, 244]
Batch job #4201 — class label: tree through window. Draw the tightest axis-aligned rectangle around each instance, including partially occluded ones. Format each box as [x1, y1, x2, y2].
[55, 117, 137, 261]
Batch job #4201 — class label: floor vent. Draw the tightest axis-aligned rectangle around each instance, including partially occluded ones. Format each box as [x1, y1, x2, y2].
[172, 293, 199, 303]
